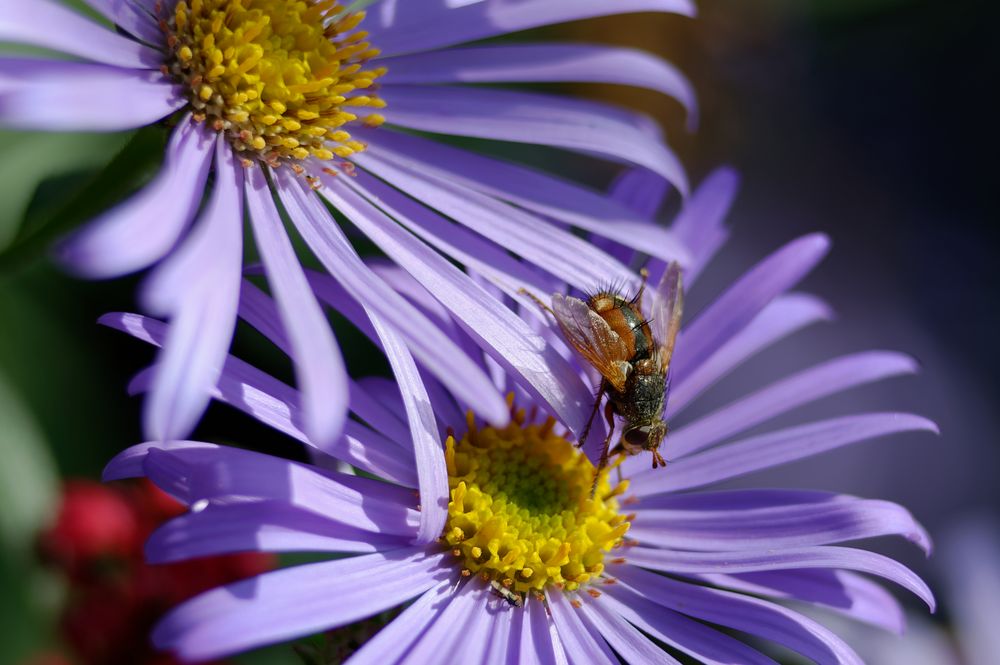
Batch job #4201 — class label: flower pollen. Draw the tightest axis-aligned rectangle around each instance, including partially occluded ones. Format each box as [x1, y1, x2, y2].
[162, 0, 386, 166]
[443, 402, 630, 597]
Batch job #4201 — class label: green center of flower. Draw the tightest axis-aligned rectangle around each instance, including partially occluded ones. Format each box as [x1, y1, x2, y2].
[442, 403, 631, 599]
[162, 0, 386, 166]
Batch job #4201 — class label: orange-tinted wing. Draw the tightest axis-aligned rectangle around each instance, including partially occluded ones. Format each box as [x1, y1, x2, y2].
[650, 262, 684, 373]
[552, 293, 632, 392]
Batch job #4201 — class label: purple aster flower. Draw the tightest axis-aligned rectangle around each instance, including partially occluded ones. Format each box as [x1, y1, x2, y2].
[103, 169, 936, 663]
[1, 0, 696, 447]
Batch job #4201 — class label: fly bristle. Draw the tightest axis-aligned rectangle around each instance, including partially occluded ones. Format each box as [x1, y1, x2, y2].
[585, 277, 633, 305]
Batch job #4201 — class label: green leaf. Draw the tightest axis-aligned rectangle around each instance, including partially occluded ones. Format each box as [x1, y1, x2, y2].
[53, 0, 103, 19]
[0, 553, 62, 664]
[0, 265, 139, 477]
[0, 130, 132, 252]
[0, 371, 58, 554]
[0, 124, 168, 271]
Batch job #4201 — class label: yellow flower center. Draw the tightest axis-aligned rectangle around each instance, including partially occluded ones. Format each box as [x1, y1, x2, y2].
[443, 404, 631, 600]
[163, 0, 386, 166]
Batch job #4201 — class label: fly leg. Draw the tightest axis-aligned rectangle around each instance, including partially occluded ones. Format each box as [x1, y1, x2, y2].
[651, 449, 667, 469]
[518, 288, 556, 322]
[632, 267, 650, 312]
[590, 400, 617, 498]
[577, 380, 607, 449]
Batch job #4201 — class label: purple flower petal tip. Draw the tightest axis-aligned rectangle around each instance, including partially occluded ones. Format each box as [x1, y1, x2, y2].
[798, 231, 833, 258]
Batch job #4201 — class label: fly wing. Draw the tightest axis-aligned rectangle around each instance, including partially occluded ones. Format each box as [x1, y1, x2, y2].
[552, 293, 631, 392]
[650, 262, 684, 373]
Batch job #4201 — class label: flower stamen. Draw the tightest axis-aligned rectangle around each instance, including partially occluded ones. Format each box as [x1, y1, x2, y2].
[162, 0, 386, 165]
[442, 404, 630, 598]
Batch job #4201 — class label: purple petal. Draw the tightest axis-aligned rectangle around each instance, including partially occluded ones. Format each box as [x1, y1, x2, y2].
[630, 491, 931, 553]
[368, 0, 695, 57]
[351, 150, 638, 292]
[123, 442, 417, 526]
[609, 166, 669, 219]
[103, 439, 213, 482]
[387, 581, 484, 663]
[452, 583, 511, 665]
[629, 412, 938, 496]
[378, 85, 688, 193]
[370, 263, 464, 329]
[365, 313, 449, 545]
[0, 60, 178, 130]
[101, 312, 418, 483]
[622, 545, 935, 609]
[237, 281, 413, 448]
[149, 345, 414, 483]
[0, 0, 161, 68]
[358, 128, 691, 266]
[575, 596, 682, 664]
[668, 293, 834, 415]
[585, 589, 775, 665]
[417, 368, 465, 438]
[103, 309, 416, 483]
[235, 280, 291, 349]
[671, 234, 831, 382]
[381, 43, 696, 129]
[315, 174, 594, 437]
[611, 564, 865, 664]
[305, 270, 497, 442]
[341, 422, 420, 486]
[350, 376, 410, 445]
[483, 597, 515, 665]
[344, 580, 456, 665]
[696, 569, 907, 635]
[272, 167, 509, 425]
[57, 118, 214, 278]
[153, 548, 446, 662]
[200, 355, 416, 482]
[344, 168, 557, 297]
[141, 137, 241, 312]
[520, 596, 560, 665]
[139, 136, 243, 441]
[547, 590, 617, 665]
[246, 167, 347, 448]
[504, 602, 527, 665]
[666, 351, 920, 458]
[139, 288, 234, 441]
[83, 0, 162, 44]
[145, 500, 410, 562]
[670, 166, 739, 284]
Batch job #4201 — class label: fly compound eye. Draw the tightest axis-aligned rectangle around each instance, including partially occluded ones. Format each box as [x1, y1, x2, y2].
[622, 426, 653, 454]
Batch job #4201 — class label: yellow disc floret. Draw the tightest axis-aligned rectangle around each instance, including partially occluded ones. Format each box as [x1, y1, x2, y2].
[443, 404, 631, 596]
[163, 0, 386, 165]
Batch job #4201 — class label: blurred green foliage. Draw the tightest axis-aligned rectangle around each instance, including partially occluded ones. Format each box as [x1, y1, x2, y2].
[0, 131, 131, 251]
[0, 372, 57, 556]
[0, 372, 62, 663]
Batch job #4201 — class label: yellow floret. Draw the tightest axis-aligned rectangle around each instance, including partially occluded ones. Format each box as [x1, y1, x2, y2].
[442, 400, 630, 595]
[164, 0, 386, 165]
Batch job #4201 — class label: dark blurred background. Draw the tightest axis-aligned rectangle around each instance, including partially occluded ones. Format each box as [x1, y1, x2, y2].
[1, 0, 996, 662]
